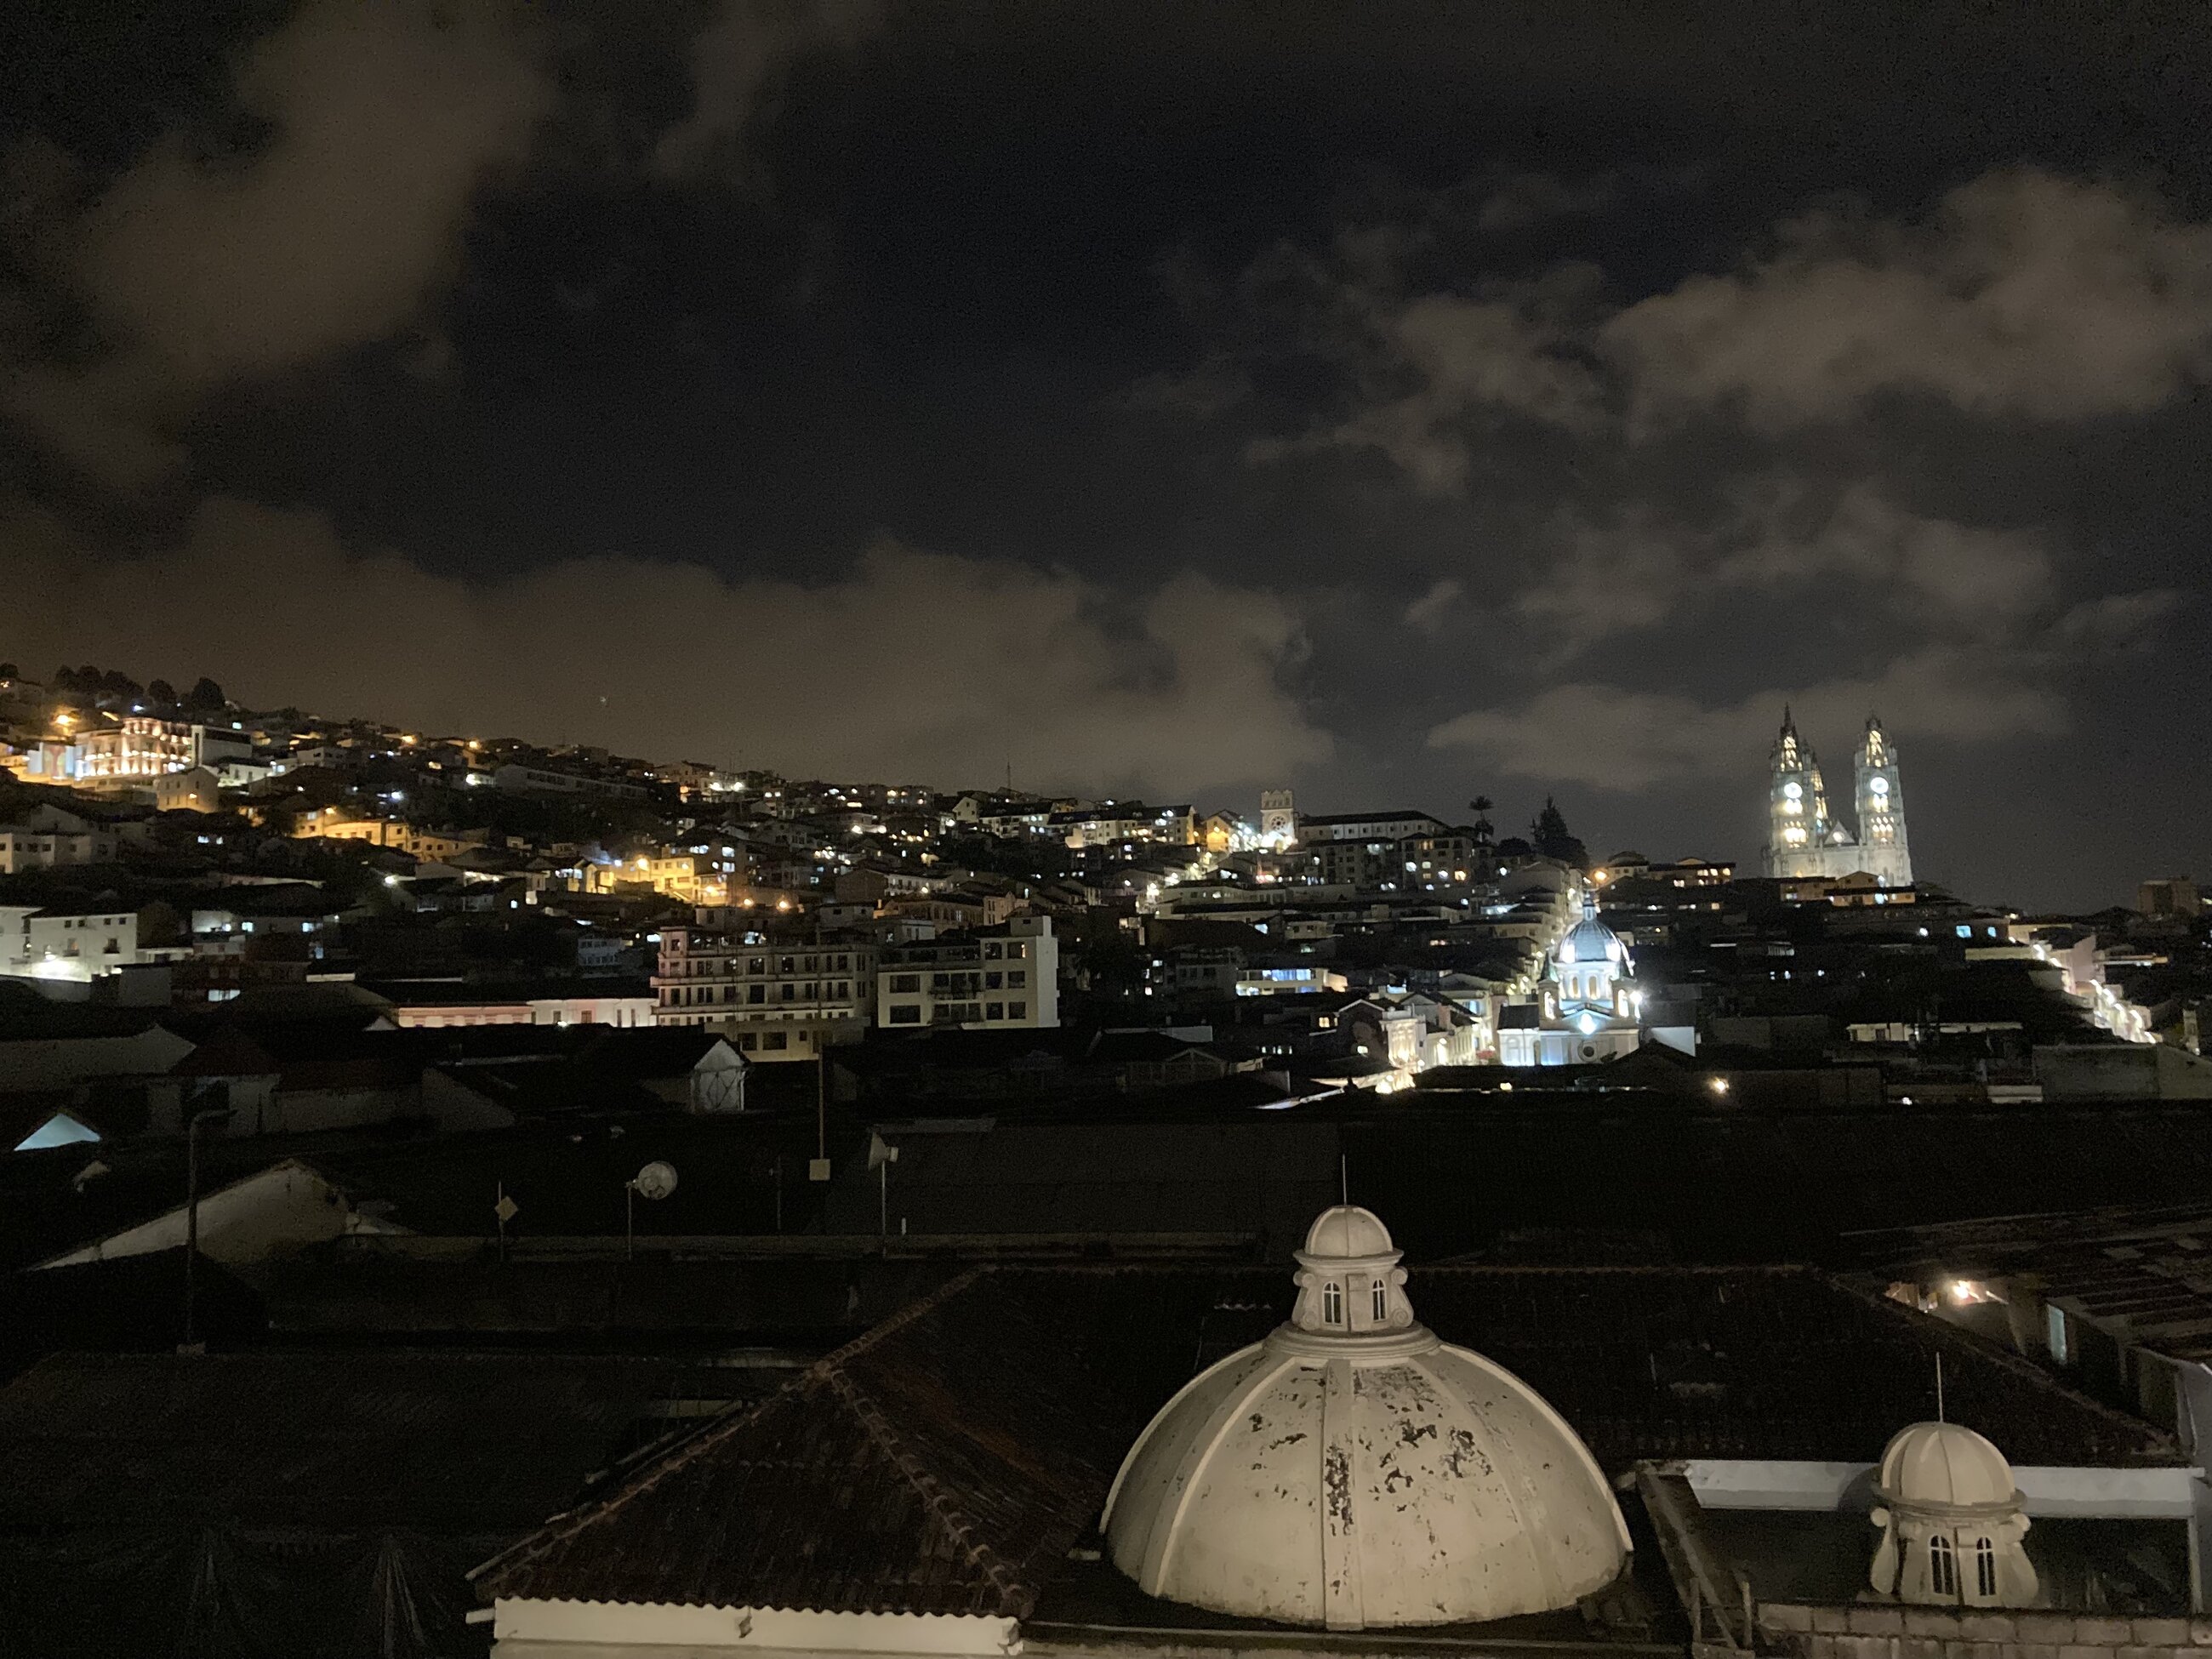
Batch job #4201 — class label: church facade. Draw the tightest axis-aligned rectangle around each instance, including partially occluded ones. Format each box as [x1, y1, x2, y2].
[1762, 710, 1913, 887]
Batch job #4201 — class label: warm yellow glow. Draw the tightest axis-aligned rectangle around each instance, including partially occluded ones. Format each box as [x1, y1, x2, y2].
[1708, 1076, 1730, 1096]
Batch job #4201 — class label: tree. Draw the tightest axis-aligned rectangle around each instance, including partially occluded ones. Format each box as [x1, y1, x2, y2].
[147, 678, 177, 705]
[99, 669, 142, 702]
[184, 676, 226, 711]
[1468, 795, 1495, 844]
[51, 667, 77, 695]
[1530, 797, 1589, 869]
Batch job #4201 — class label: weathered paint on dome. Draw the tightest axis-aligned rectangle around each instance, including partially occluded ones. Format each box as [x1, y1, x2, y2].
[1102, 1207, 1630, 1631]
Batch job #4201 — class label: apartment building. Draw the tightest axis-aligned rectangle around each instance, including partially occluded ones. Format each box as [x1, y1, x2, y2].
[654, 926, 877, 1061]
[0, 807, 119, 873]
[876, 915, 1059, 1031]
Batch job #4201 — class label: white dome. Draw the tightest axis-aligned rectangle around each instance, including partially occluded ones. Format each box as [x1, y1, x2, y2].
[1103, 1209, 1630, 1631]
[1303, 1203, 1394, 1259]
[1878, 1422, 2020, 1511]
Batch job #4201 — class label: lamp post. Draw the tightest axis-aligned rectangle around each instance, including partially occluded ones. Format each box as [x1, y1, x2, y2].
[181, 1103, 235, 1353]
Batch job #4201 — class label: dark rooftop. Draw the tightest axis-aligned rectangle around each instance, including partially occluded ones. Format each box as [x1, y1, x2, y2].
[476, 1263, 2174, 1621]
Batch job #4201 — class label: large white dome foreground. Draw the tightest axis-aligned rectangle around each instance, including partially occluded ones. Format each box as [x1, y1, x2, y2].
[1103, 1206, 1631, 1631]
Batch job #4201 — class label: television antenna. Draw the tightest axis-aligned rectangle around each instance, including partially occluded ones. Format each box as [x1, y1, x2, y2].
[626, 1161, 679, 1259]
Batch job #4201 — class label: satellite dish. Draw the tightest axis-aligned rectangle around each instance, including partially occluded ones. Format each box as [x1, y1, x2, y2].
[630, 1161, 679, 1200]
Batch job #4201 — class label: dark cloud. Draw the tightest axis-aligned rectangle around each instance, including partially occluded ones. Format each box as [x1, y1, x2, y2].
[3, 498, 1328, 799]
[4, 0, 554, 488]
[3, 5, 2208, 908]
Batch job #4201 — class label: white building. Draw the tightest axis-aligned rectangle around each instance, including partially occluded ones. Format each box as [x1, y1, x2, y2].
[1763, 709, 1913, 887]
[654, 927, 878, 1061]
[876, 915, 1058, 1031]
[1497, 894, 1650, 1066]
[0, 806, 118, 873]
[0, 903, 140, 984]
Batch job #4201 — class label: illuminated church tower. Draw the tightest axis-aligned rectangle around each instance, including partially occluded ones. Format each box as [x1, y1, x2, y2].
[1762, 710, 1913, 887]
[1851, 716, 1912, 887]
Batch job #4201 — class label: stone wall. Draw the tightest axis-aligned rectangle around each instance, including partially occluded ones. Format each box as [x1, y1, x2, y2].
[1759, 1601, 2212, 1659]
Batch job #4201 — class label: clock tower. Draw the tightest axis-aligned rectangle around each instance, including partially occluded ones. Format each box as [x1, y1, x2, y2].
[1852, 715, 1913, 887]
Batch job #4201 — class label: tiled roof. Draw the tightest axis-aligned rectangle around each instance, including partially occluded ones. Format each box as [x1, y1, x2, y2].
[475, 1268, 1214, 1616]
[0, 1350, 682, 1532]
[1849, 1200, 2212, 1363]
[476, 1263, 2175, 1619]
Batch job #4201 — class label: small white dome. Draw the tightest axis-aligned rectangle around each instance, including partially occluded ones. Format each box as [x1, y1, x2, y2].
[1103, 1207, 1630, 1631]
[1303, 1204, 1394, 1259]
[1878, 1422, 2019, 1510]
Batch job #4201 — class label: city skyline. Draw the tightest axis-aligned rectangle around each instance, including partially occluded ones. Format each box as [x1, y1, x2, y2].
[5, 3, 2209, 910]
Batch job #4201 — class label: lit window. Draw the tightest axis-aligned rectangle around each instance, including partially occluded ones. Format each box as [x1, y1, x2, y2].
[1322, 1282, 1343, 1325]
[1371, 1280, 1388, 1320]
[1975, 1537, 1997, 1599]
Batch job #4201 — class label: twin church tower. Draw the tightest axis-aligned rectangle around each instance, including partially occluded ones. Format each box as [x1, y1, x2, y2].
[1761, 710, 1913, 887]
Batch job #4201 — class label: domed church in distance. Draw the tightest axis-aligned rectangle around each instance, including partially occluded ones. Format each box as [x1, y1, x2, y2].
[1103, 1205, 1631, 1630]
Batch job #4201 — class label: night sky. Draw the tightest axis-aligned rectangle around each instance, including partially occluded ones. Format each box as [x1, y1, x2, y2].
[3, 1, 2208, 909]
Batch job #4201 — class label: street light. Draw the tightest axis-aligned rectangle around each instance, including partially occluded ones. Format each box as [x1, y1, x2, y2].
[182, 1103, 236, 1353]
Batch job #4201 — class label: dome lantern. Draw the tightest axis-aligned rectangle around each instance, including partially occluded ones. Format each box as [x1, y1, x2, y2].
[1103, 1206, 1630, 1631]
[1868, 1422, 2038, 1607]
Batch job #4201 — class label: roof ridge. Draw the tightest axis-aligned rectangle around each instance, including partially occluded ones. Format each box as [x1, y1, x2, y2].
[470, 1267, 990, 1597]
[824, 1363, 1034, 1617]
[1833, 1274, 2184, 1459]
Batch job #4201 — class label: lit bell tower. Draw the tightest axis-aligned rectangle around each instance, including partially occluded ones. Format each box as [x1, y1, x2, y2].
[1853, 715, 1913, 887]
[1764, 707, 1828, 878]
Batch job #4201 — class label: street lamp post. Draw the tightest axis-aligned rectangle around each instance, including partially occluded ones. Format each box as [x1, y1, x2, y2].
[181, 1104, 235, 1353]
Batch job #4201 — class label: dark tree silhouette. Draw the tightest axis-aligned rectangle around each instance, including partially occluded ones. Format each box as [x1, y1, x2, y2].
[1468, 795, 1495, 844]
[184, 676, 226, 711]
[147, 678, 177, 705]
[1530, 797, 1590, 869]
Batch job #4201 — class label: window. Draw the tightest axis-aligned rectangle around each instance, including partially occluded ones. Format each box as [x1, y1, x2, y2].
[986, 1002, 1004, 1021]
[890, 973, 919, 994]
[1008, 942, 1027, 960]
[1371, 1280, 1388, 1320]
[1322, 1282, 1343, 1325]
[1007, 969, 1025, 988]
[985, 971, 1003, 989]
[1974, 1537, 1997, 1599]
[1929, 1534, 1957, 1598]
[762, 1030, 788, 1051]
[984, 943, 1003, 961]
[1008, 1001, 1025, 1019]
[889, 1005, 921, 1025]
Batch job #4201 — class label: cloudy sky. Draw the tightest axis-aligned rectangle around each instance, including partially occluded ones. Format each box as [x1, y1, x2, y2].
[3, 2, 2208, 908]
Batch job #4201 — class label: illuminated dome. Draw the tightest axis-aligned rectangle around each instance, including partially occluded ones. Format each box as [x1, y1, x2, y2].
[1303, 1202, 1394, 1258]
[1558, 898, 1626, 967]
[1103, 1206, 1630, 1631]
[1868, 1422, 2038, 1607]
[1878, 1422, 2019, 1510]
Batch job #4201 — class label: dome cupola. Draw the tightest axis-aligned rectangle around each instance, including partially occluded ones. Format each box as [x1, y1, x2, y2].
[1868, 1422, 2038, 1606]
[1103, 1206, 1630, 1631]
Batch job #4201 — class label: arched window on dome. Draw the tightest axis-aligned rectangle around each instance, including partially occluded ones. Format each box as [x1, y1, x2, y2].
[1322, 1282, 1343, 1325]
[1929, 1533, 1957, 1599]
[1371, 1280, 1388, 1321]
[1974, 1537, 1997, 1599]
